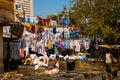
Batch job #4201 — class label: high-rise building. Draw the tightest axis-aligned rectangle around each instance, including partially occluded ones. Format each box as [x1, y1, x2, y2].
[15, 0, 34, 17]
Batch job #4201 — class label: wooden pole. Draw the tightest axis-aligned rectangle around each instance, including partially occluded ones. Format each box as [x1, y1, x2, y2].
[115, 46, 120, 64]
[0, 27, 4, 73]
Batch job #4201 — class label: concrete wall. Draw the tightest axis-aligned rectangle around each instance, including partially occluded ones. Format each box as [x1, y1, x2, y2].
[0, 0, 14, 73]
[0, 27, 3, 73]
[0, 0, 14, 22]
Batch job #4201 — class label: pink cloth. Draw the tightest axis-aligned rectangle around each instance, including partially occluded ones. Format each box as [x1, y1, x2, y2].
[59, 40, 63, 48]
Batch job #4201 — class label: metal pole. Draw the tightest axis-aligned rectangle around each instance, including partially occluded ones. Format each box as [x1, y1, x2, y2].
[21, 3, 25, 22]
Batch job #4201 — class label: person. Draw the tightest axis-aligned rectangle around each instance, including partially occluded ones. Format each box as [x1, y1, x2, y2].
[23, 54, 48, 70]
[44, 55, 59, 75]
[105, 52, 114, 79]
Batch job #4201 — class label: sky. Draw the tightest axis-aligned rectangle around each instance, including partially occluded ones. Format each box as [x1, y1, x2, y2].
[34, 0, 69, 18]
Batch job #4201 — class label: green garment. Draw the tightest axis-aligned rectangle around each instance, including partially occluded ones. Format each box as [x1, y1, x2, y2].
[106, 63, 112, 73]
[53, 27, 56, 34]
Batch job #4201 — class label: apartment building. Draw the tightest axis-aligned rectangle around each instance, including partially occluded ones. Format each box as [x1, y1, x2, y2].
[15, 0, 34, 17]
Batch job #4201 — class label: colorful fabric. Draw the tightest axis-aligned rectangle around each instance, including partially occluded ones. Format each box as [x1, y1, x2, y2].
[53, 27, 56, 34]
[48, 49, 54, 54]
[54, 42, 60, 48]
[70, 30, 80, 38]
[37, 27, 43, 34]
[74, 40, 81, 52]
[37, 16, 50, 26]
[20, 48, 25, 58]
[70, 40, 74, 49]
[25, 23, 31, 32]
[66, 40, 70, 49]
[64, 33, 70, 38]
[48, 40, 53, 49]
[63, 18, 70, 26]
[79, 56, 87, 61]
[63, 40, 66, 49]
[59, 40, 63, 48]
[59, 17, 70, 26]
[30, 25, 35, 34]
[10, 23, 24, 37]
[78, 52, 86, 56]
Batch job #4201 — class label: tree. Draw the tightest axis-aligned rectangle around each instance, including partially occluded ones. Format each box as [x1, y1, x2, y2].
[47, 14, 58, 20]
[69, 0, 120, 44]
[59, 6, 68, 18]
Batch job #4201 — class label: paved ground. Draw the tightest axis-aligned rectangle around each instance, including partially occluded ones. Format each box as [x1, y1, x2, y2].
[0, 62, 119, 80]
[0, 70, 120, 80]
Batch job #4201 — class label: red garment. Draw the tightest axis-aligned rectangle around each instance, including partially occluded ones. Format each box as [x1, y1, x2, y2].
[20, 48, 25, 58]
[48, 58, 59, 70]
[37, 16, 50, 26]
[48, 68, 53, 70]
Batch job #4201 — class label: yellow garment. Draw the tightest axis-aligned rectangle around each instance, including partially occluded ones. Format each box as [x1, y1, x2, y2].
[25, 23, 31, 27]
[35, 26, 38, 34]
[42, 26, 47, 29]
[25, 23, 31, 31]
[24, 57, 32, 65]
[78, 52, 86, 56]
[70, 53, 76, 56]
[48, 40, 53, 49]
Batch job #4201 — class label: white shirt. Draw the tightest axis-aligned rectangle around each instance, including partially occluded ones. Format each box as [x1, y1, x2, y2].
[105, 53, 112, 63]
[74, 40, 81, 52]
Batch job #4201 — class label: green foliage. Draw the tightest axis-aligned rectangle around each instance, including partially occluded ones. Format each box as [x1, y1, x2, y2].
[69, 0, 120, 44]
[47, 14, 58, 20]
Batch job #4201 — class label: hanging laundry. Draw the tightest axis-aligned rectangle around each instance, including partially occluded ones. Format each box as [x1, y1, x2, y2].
[10, 23, 25, 37]
[37, 20, 42, 25]
[25, 17, 31, 23]
[37, 16, 43, 25]
[59, 17, 64, 25]
[54, 41, 60, 48]
[53, 27, 56, 34]
[50, 20, 57, 26]
[59, 40, 63, 49]
[48, 40, 53, 49]
[63, 18, 70, 26]
[81, 38, 85, 49]
[20, 48, 25, 58]
[59, 17, 70, 26]
[70, 30, 80, 38]
[66, 40, 70, 49]
[30, 25, 35, 34]
[37, 27, 43, 34]
[20, 39, 27, 48]
[70, 40, 74, 49]
[37, 16, 50, 26]
[74, 40, 81, 52]
[25, 23, 31, 32]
